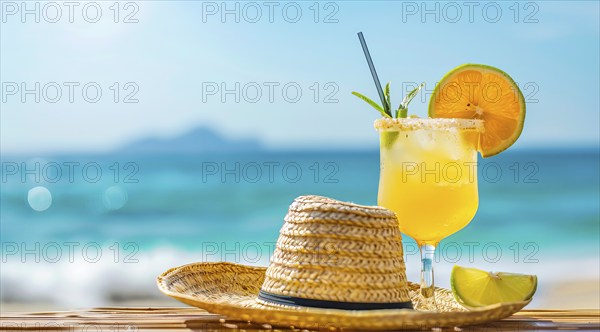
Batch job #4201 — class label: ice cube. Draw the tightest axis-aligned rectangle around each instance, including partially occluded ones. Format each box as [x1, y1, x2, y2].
[412, 129, 436, 151]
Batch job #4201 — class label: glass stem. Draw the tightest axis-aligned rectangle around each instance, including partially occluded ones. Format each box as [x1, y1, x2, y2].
[416, 243, 438, 311]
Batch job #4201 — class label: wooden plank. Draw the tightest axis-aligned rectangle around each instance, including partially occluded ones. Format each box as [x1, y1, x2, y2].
[1, 308, 599, 331]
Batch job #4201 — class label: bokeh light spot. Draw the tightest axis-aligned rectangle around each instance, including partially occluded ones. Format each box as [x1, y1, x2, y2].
[27, 186, 52, 212]
[103, 186, 128, 210]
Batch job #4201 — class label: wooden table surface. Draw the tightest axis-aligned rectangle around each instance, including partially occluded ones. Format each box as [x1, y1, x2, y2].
[1, 307, 599, 331]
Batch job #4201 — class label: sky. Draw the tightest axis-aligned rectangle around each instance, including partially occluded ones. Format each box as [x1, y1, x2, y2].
[1, 1, 599, 154]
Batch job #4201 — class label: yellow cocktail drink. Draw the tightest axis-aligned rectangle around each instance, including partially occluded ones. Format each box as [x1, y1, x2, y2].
[375, 118, 483, 311]
[376, 118, 482, 246]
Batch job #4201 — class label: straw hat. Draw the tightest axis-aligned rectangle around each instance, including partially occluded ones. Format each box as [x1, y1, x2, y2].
[158, 195, 529, 330]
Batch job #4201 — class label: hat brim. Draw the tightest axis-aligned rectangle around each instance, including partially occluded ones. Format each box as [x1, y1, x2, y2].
[157, 262, 530, 330]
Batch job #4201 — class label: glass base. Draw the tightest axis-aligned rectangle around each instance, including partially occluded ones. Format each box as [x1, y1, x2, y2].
[414, 285, 439, 311]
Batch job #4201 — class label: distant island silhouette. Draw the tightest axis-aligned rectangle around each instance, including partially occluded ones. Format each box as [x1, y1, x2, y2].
[118, 127, 263, 154]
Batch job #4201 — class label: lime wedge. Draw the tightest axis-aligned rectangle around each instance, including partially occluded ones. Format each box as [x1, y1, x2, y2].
[451, 265, 537, 308]
[380, 131, 399, 149]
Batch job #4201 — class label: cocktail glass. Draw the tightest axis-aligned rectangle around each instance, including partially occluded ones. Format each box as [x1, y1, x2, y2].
[376, 117, 483, 311]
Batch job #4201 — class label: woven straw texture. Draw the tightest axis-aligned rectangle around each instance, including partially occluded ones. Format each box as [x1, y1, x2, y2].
[157, 262, 530, 330]
[157, 195, 529, 329]
[261, 195, 410, 303]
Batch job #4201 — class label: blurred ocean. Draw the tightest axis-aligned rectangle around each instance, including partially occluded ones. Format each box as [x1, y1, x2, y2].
[1, 149, 599, 308]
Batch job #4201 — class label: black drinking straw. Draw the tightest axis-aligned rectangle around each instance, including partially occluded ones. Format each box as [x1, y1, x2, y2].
[357, 32, 386, 109]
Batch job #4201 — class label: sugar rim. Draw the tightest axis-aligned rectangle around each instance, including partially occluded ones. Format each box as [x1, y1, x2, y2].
[374, 118, 484, 132]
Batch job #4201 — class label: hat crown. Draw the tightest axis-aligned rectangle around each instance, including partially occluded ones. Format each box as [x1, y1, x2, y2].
[259, 195, 411, 305]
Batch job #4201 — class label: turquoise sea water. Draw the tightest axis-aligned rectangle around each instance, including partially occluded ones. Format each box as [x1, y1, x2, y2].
[2, 149, 598, 251]
[1, 149, 599, 306]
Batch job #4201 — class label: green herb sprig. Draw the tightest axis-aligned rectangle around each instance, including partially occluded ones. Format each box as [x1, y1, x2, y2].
[352, 82, 425, 118]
